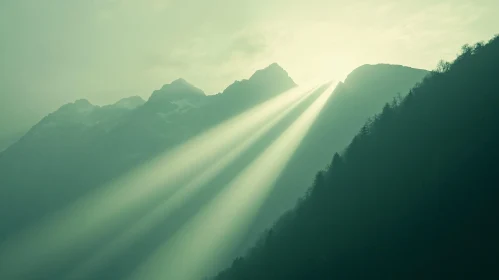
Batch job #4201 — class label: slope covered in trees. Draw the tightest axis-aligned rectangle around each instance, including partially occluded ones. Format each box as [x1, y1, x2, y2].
[214, 36, 499, 279]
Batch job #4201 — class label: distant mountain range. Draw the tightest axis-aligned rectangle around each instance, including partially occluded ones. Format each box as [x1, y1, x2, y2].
[0, 61, 428, 280]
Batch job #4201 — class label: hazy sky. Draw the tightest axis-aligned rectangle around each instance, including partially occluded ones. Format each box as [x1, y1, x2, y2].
[0, 0, 498, 135]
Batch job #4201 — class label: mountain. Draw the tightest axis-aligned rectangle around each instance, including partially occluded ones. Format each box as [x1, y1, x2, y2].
[342, 63, 428, 90]
[149, 78, 205, 102]
[213, 36, 499, 279]
[16, 96, 146, 146]
[235, 63, 428, 256]
[0, 97, 145, 152]
[220, 63, 296, 98]
[144, 79, 205, 113]
[0, 62, 427, 280]
[200, 62, 297, 124]
[0, 63, 296, 241]
[107, 63, 296, 157]
[110, 96, 145, 110]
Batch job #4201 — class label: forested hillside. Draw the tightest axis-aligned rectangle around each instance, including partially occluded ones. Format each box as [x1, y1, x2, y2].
[214, 36, 499, 280]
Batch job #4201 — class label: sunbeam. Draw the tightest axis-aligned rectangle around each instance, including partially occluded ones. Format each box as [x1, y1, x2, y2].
[129, 82, 337, 280]
[64, 86, 319, 279]
[0, 85, 315, 279]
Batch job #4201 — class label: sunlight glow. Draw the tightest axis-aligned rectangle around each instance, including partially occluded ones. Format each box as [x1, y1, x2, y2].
[0, 85, 315, 279]
[129, 82, 337, 280]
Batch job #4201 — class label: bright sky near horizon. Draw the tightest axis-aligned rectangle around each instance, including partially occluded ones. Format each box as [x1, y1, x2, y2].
[0, 0, 498, 135]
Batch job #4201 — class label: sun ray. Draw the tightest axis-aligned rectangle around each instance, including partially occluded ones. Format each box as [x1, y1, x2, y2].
[65, 85, 318, 279]
[129, 82, 337, 280]
[0, 85, 315, 279]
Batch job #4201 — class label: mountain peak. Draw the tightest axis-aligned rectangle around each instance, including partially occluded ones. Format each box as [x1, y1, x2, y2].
[344, 64, 428, 89]
[160, 78, 200, 91]
[171, 78, 190, 86]
[217, 63, 296, 102]
[112, 96, 145, 110]
[265, 62, 284, 71]
[148, 79, 205, 104]
[57, 99, 95, 113]
[73, 99, 93, 106]
[32, 98, 97, 131]
[249, 63, 294, 85]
